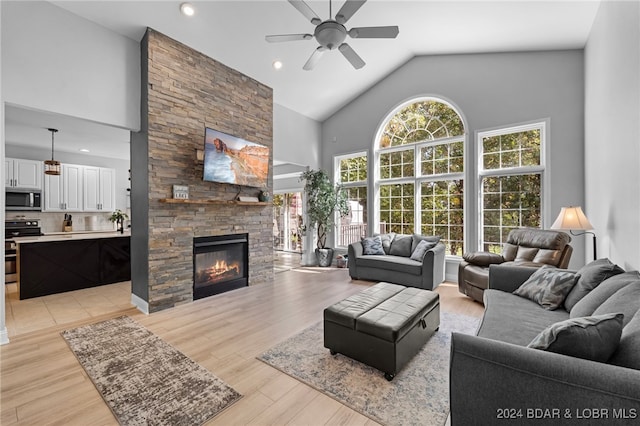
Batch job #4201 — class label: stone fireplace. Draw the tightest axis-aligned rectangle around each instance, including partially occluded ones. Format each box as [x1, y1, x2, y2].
[193, 234, 248, 300]
[130, 28, 274, 313]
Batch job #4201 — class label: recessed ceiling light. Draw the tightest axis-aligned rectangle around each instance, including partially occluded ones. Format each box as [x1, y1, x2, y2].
[272, 60, 283, 70]
[180, 3, 195, 17]
[79, 148, 90, 153]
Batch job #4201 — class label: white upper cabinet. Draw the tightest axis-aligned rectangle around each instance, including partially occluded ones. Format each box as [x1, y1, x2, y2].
[43, 164, 84, 212]
[83, 166, 116, 212]
[5, 158, 43, 189]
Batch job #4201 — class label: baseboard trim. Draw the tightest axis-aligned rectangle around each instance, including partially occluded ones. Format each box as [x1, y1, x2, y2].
[131, 293, 149, 315]
[0, 327, 9, 345]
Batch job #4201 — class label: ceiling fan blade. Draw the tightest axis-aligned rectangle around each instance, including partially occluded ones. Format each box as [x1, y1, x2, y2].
[348, 26, 399, 39]
[338, 43, 365, 69]
[335, 0, 367, 24]
[265, 34, 313, 43]
[303, 46, 327, 71]
[288, 0, 321, 25]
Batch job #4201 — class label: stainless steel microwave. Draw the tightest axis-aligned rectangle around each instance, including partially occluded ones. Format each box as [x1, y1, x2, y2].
[6, 189, 42, 211]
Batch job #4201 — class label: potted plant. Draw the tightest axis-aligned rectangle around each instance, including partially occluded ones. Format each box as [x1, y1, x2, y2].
[300, 169, 349, 267]
[109, 209, 129, 234]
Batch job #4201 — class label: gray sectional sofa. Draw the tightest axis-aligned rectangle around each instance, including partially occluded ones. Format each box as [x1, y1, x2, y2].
[450, 260, 640, 425]
[348, 233, 445, 290]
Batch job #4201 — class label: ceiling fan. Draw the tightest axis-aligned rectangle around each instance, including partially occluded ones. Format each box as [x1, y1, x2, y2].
[266, 0, 399, 70]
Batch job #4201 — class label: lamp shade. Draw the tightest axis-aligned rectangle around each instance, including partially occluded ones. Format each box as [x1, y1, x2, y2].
[550, 206, 594, 230]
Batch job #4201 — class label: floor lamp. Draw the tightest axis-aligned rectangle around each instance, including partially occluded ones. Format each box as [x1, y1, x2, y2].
[550, 206, 597, 261]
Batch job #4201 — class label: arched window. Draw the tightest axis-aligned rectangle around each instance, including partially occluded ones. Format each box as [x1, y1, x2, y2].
[375, 98, 465, 255]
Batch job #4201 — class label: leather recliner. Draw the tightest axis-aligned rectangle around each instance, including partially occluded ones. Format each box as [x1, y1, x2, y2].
[458, 228, 573, 303]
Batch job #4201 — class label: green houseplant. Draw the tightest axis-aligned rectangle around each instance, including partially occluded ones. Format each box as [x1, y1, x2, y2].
[300, 169, 349, 267]
[109, 209, 129, 234]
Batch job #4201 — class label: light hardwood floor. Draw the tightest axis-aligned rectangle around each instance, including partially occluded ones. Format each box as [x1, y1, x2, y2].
[1, 266, 483, 425]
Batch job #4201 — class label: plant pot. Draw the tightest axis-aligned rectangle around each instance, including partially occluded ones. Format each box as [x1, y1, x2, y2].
[315, 248, 334, 267]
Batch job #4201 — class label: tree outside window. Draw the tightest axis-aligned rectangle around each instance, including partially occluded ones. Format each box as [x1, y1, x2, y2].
[376, 99, 465, 254]
[335, 153, 368, 247]
[479, 124, 545, 252]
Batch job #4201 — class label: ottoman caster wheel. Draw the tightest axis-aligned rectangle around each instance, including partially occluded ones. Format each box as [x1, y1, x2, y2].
[384, 373, 395, 381]
[330, 350, 337, 356]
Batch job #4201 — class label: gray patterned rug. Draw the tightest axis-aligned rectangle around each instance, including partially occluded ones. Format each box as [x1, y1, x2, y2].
[258, 311, 480, 426]
[61, 316, 241, 425]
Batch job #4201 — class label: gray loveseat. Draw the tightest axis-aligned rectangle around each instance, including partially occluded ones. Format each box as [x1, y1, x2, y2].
[450, 260, 640, 425]
[348, 233, 445, 290]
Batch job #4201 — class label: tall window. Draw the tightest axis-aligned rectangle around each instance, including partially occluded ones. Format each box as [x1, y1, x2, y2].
[376, 99, 465, 255]
[335, 152, 368, 247]
[478, 122, 545, 253]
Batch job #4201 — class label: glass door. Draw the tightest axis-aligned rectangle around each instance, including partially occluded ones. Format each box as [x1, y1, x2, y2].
[273, 192, 303, 252]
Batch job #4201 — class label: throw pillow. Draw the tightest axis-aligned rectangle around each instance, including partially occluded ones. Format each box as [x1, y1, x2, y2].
[411, 234, 440, 253]
[389, 234, 413, 257]
[609, 310, 640, 370]
[361, 236, 386, 255]
[570, 271, 640, 318]
[373, 232, 396, 254]
[527, 313, 624, 362]
[513, 265, 578, 310]
[564, 258, 625, 312]
[410, 239, 436, 261]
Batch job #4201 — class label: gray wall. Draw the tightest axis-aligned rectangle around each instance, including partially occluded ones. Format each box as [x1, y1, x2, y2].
[584, 0, 640, 271]
[322, 50, 586, 271]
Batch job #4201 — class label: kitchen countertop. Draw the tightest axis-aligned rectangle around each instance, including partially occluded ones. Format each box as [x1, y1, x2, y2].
[13, 230, 131, 244]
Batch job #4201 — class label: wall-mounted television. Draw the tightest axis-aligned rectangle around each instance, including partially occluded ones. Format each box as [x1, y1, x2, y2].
[203, 127, 269, 188]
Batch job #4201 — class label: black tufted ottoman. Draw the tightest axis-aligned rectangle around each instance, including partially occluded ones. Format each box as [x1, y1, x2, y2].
[323, 282, 440, 380]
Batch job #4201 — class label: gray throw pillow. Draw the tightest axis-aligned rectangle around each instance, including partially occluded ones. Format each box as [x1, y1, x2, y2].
[528, 313, 624, 362]
[513, 265, 578, 310]
[609, 310, 640, 370]
[411, 234, 440, 253]
[361, 236, 385, 255]
[564, 258, 625, 312]
[389, 234, 413, 257]
[373, 232, 396, 254]
[571, 271, 640, 318]
[410, 239, 436, 261]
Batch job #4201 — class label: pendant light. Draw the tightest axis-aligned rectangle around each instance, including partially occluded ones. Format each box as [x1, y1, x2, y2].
[44, 128, 61, 176]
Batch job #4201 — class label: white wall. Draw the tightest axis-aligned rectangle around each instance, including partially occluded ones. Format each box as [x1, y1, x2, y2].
[584, 1, 640, 271]
[322, 50, 586, 270]
[273, 103, 321, 193]
[1, 1, 140, 131]
[0, 1, 8, 345]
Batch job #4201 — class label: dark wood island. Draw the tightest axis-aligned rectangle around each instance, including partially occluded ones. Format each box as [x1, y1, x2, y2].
[15, 232, 131, 300]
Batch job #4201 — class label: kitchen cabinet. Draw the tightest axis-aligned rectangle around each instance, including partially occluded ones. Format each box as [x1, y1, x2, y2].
[83, 167, 116, 212]
[16, 234, 130, 299]
[5, 158, 42, 189]
[43, 164, 83, 211]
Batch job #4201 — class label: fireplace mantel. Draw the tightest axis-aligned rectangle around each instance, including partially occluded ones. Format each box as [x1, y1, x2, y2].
[159, 199, 269, 206]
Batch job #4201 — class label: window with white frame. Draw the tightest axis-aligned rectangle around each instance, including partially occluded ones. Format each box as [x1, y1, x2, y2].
[335, 152, 368, 247]
[375, 99, 465, 255]
[478, 122, 546, 253]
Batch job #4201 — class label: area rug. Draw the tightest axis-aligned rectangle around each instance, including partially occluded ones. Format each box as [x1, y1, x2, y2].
[258, 311, 479, 426]
[61, 316, 241, 425]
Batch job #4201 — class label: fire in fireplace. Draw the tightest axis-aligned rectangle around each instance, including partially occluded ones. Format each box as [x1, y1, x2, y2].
[193, 233, 248, 300]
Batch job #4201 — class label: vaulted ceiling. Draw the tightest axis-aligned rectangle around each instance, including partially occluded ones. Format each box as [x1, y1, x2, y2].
[5, 1, 601, 159]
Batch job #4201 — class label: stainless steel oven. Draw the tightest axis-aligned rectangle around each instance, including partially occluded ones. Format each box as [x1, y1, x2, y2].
[5, 219, 41, 284]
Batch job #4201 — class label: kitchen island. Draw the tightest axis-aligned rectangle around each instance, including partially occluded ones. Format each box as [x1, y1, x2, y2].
[15, 231, 131, 300]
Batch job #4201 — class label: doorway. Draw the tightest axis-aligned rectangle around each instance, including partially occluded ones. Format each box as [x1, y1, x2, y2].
[273, 192, 303, 253]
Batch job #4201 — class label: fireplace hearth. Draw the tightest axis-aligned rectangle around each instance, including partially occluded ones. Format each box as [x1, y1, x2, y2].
[193, 233, 248, 300]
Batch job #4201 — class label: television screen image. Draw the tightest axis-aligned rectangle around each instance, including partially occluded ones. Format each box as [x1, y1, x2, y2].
[203, 127, 269, 188]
